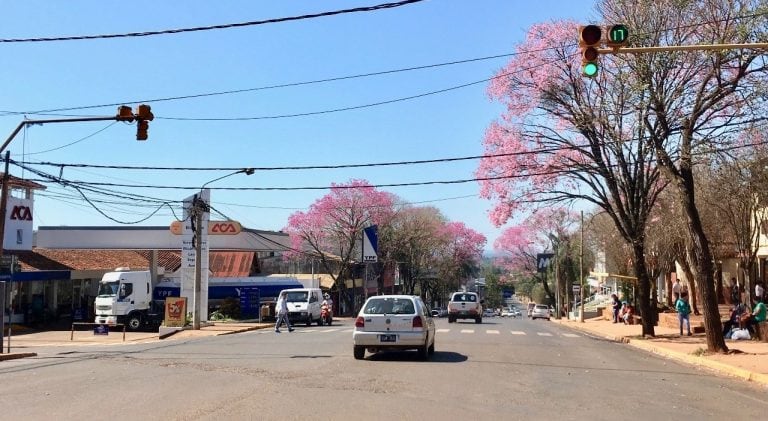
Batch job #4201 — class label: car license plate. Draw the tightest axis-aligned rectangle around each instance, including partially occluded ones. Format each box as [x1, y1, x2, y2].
[380, 334, 396, 343]
[461, 310, 468, 315]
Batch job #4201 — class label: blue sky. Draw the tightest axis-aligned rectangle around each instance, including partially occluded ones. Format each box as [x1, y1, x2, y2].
[0, 1, 592, 251]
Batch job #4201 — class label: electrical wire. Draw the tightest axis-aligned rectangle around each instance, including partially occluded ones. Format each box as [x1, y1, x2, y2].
[0, 0, 425, 44]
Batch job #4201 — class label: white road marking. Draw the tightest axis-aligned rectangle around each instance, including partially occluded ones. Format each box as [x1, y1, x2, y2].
[562, 333, 579, 338]
[537, 332, 553, 336]
[460, 329, 474, 334]
[510, 331, 526, 335]
[319, 328, 340, 333]
[437, 328, 450, 333]
[301, 329, 318, 333]
[486, 330, 500, 334]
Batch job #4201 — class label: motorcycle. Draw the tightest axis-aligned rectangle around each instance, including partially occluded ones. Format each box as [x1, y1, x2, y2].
[320, 303, 333, 326]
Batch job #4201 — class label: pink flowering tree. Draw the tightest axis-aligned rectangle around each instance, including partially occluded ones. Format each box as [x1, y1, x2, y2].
[433, 221, 486, 295]
[494, 208, 577, 306]
[476, 19, 666, 336]
[284, 179, 395, 313]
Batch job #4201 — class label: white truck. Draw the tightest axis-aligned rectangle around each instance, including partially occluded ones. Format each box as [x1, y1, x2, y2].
[94, 268, 305, 331]
[94, 269, 159, 331]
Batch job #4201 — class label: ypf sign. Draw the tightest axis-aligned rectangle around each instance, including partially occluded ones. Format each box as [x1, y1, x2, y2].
[4, 197, 33, 251]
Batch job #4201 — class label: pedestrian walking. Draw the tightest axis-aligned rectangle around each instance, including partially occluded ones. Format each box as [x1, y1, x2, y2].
[274, 292, 294, 333]
[611, 294, 621, 323]
[676, 292, 692, 336]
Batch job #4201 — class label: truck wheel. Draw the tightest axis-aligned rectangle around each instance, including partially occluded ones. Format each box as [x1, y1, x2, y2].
[126, 313, 142, 331]
[353, 346, 365, 360]
[306, 317, 312, 327]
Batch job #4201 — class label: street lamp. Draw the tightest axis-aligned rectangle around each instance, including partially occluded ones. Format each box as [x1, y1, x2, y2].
[191, 168, 254, 329]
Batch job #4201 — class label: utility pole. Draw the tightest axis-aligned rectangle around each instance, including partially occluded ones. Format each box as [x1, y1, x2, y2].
[192, 194, 205, 330]
[555, 242, 560, 319]
[579, 211, 585, 323]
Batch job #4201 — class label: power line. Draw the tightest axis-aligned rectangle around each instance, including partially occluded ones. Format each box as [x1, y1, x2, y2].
[0, 0, 425, 44]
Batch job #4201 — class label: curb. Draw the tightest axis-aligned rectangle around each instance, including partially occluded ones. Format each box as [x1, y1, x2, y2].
[0, 352, 37, 361]
[557, 320, 768, 387]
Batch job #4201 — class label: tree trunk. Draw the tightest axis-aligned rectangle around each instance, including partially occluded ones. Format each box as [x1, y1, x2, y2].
[681, 247, 700, 315]
[677, 176, 728, 353]
[632, 242, 655, 337]
[665, 272, 673, 307]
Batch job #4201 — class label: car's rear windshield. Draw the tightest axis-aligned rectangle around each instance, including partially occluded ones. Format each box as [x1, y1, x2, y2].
[535, 305, 548, 309]
[451, 293, 477, 302]
[364, 298, 415, 315]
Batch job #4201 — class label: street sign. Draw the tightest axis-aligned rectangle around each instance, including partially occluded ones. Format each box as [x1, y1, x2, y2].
[536, 253, 555, 273]
[573, 284, 581, 294]
[363, 225, 378, 263]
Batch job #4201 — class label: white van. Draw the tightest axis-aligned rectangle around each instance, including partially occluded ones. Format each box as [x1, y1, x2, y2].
[281, 288, 324, 326]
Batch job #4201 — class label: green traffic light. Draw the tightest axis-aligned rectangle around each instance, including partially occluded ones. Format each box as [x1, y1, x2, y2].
[583, 62, 598, 77]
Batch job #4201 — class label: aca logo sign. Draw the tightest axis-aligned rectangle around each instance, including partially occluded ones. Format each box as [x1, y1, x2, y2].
[10, 205, 32, 221]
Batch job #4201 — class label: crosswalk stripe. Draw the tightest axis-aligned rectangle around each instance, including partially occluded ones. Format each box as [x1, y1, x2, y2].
[486, 330, 500, 334]
[562, 333, 579, 338]
[319, 328, 340, 333]
[460, 329, 474, 334]
[510, 331, 526, 335]
[537, 332, 552, 336]
[437, 328, 450, 333]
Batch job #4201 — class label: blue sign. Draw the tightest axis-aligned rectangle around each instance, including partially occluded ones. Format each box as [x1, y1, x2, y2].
[239, 287, 260, 319]
[536, 253, 555, 273]
[363, 225, 378, 263]
[93, 324, 109, 335]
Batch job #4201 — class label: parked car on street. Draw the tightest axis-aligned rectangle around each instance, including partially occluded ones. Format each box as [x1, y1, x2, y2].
[483, 308, 497, 318]
[501, 307, 521, 318]
[353, 295, 436, 360]
[532, 304, 551, 320]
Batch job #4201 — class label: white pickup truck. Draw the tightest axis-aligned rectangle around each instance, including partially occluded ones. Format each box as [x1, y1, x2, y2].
[447, 291, 483, 324]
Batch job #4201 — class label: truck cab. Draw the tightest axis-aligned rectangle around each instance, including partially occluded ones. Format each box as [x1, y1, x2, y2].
[94, 269, 153, 330]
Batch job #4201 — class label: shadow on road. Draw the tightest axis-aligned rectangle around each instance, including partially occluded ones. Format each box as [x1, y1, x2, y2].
[366, 350, 467, 363]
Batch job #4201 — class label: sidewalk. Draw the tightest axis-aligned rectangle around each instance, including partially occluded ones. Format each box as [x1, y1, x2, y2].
[0, 321, 274, 361]
[553, 316, 768, 387]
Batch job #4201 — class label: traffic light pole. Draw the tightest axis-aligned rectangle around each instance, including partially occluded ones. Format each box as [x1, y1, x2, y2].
[0, 115, 123, 155]
[598, 42, 768, 55]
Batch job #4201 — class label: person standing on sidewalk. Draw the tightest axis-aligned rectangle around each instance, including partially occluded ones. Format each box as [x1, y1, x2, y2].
[672, 278, 682, 302]
[756, 280, 765, 304]
[611, 294, 621, 323]
[274, 292, 294, 334]
[676, 292, 692, 336]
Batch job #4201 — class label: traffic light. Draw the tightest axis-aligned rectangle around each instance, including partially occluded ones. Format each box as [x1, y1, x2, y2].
[136, 104, 154, 121]
[136, 120, 149, 141]
[606, 24, 629, 48]
[579, 25, 602, 78]
[116, 105, 134, 122]
[135, 104, 153, 141]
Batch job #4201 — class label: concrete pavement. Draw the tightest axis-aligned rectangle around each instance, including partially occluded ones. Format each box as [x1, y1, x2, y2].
[553, 316, 768, 387]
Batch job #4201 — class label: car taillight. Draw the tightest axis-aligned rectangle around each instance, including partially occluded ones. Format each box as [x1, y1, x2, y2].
[355, 317, 365, 328]
[412, 316, 423, 328]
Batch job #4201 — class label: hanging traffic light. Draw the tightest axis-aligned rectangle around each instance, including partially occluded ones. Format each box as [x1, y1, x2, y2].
[579, 25, 602, 78]
[136, 104, 154, 121]
[116, 105, 134, 122]
[136, 120, 149, 141]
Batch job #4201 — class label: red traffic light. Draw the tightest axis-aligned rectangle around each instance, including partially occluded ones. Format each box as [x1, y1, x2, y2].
[136, 120, 149, 141]
[579, 25, 602, 46]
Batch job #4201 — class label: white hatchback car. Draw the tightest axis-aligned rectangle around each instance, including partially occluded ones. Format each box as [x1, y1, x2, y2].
[353, 295, 436, 360]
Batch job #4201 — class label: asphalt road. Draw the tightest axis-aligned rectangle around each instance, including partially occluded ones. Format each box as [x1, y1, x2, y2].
[1, 316, 766, 420]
